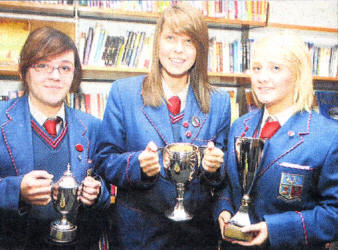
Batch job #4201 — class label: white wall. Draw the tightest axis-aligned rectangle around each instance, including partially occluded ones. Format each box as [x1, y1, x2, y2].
[268, 0, 337, 29]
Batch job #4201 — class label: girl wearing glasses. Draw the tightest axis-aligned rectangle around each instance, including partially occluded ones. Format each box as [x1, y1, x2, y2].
[0, 27, 110, 249]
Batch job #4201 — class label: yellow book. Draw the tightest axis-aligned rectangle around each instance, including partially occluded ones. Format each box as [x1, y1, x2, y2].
[0, 19, 30, 66]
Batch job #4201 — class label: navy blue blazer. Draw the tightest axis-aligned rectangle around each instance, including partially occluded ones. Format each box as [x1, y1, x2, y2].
[95, 75, 231, 249]
[215, 108, 338, 249]
[0, 95, 110, 247]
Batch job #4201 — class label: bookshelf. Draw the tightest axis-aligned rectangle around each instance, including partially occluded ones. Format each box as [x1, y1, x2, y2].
[0, 0, 337, 87]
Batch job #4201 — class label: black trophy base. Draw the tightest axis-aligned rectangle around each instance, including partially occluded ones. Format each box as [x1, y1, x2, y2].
[223, 223, 253, 242]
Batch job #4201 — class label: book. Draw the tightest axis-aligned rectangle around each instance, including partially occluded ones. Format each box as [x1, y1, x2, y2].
[94, 28, 106, 66]
[120, 31, 134, 66]
[0, 19, 30, 66]
[83, 27, 94, 65]
[132, 31, 146, 68]
[88, 23, 103, 66]
[102, 35, 111, 66]
[78, 32, 87, 64]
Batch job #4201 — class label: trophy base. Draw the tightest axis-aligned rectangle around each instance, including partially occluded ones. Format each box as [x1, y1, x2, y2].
[50, 221, 77, 244]
[223, 223, 253, 242]
[165, 205, 193, 222]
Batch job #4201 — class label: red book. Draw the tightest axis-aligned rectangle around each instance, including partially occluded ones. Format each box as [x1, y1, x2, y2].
[84, 93, 91, 114]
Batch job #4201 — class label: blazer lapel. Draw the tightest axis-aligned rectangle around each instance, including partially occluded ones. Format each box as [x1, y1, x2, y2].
[1, 95, 34, 175]
[142, 100, 174, 146]
[66, 107, 88, 182]
[239, 109, 263, 138]
[257, 111, 311, 178]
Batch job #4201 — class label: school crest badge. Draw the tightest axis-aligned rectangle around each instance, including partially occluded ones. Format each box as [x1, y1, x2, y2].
[278, 172, 304, 201]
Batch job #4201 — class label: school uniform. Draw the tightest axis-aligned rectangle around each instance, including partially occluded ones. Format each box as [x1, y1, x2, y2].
[95, 75, 231, 249]
[215, 108, 338, 249]
[0, 95, 111, 249]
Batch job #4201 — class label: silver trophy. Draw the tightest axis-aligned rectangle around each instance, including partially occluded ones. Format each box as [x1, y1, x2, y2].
[224, 137, 265, 242]
[161, 143, 202, 221]
[50, 164, 79, 243]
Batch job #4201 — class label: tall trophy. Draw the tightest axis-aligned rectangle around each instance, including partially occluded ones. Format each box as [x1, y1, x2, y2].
[50, 164, 80, 243]
[161, 143, 202, 221]
[223, 137, 265, 241]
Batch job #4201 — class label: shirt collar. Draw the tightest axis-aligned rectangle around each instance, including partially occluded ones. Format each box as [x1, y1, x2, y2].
[28, 96, 66, 126]
[162, 78, 190, 112]
[262, 105, 296, 126]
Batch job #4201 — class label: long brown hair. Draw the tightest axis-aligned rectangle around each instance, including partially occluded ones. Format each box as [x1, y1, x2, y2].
[19, 26, 82, 93]
[142, 3, 212, 113]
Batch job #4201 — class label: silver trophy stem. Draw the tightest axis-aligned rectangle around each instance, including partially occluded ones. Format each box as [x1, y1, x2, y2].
[165, 183, 193, 221]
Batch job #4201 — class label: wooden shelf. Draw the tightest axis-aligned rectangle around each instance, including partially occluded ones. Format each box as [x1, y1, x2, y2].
[0, 1, 74, 16]
[267, 22, 338, 33]
[2, 65, 337, 85]
[0, 64, 18, 77]
[78, 7, 160, 23]
[82, 66, 148, 80]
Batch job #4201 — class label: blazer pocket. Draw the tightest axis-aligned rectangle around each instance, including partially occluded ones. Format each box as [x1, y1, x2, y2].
[278, 162, 312, 171]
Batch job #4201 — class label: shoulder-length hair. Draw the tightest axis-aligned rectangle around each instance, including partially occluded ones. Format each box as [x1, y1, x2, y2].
[19, 26, 82, 93]
[142, 3, 212, 113]
[251, 31, 313, 112]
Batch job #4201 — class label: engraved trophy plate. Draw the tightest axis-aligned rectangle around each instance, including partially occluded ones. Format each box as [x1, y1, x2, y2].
[49, 164, 79, 244]
[224, 137, 265, 242]
[161, 143, 202, 221]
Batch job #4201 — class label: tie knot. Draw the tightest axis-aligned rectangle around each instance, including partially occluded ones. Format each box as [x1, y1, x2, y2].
[43, 117, 61, 138]
[168, 96, 181, 116]
[260, 119, 281, 139]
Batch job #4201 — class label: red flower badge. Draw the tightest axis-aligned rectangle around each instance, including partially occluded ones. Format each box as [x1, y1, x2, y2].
[75, 143, 84, 152]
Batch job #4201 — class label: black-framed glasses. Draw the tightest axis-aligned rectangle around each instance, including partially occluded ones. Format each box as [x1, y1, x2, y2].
[32, 63, 74, 75]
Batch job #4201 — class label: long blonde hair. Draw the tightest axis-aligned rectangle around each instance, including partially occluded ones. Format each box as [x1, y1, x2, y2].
[251, 31, 313, 112]
[142, 3, 212, 113]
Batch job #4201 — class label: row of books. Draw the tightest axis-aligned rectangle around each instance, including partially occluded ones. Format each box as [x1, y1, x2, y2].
[77, 0, 269, 22]
[79, 23, 153, 69]
[65, 92, 109, 120]
[208, 38, 253, 73]
[80, 24, 338, 78]
[306, 43, 338, 77]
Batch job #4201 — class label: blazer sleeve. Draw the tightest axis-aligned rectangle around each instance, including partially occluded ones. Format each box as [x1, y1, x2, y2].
[0, 175, 24, 211]
[213, 121, 238, 220]
[87, 117, 111, 210]
[94, 81, 152, 190]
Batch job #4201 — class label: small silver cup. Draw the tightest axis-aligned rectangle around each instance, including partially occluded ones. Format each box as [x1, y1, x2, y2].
[161, 143, 202, 221]
[50, 164, 79, 243]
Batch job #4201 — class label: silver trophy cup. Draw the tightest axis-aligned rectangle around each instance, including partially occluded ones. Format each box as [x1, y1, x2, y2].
[50, 164, 79, 243]
[161, 143, 202, 221]
[224, 137, 265, 242]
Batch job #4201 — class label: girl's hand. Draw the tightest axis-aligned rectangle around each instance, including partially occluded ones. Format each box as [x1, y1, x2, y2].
[202, 141, 224, 173]
[139, 141, 160, 177]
